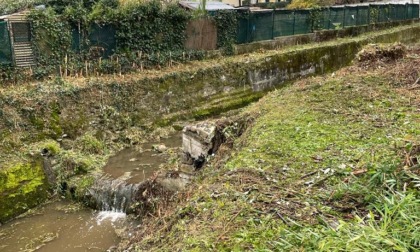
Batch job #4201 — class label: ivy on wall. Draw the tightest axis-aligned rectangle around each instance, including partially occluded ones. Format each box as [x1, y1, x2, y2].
[213, 10, 238, 55]
[4, 1, 195, 81]
[28, 7, 72, 78]
[308, 8, 324, 32]
[1, 0, 241, 83]
[114, 1, 191, 54]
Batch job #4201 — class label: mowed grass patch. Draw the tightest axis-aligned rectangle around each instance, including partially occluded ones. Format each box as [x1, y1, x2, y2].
[218, 74, 420, 251]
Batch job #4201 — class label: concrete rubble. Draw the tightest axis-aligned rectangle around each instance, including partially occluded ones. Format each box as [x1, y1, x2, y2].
[182, 121, 223, 168]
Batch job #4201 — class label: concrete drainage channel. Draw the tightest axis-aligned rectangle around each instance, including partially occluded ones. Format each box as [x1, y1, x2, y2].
[1, 23, 420, 251]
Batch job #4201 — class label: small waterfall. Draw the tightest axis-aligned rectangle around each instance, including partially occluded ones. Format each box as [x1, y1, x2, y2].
[96, 210, 126, 225]
[87, 171, 192, 224]
[87, 176, 141, 214]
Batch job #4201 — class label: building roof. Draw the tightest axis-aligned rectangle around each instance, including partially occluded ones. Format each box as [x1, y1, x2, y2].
[179, 1, 235, 11]
[0, 10, 30, 21]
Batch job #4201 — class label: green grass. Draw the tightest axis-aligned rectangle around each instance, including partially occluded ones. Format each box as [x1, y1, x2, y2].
[127, 47, 420, 251]
[293, 193, 420, 252]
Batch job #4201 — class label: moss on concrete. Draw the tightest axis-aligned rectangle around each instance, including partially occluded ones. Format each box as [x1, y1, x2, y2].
[0, 158, 49, 223]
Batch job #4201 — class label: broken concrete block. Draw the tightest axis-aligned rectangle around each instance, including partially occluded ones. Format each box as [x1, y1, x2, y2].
[182, 121, 224, 168]
[182, 122, 217, 160]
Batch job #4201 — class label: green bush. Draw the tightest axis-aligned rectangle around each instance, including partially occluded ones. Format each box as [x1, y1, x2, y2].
[114, 1, 191, 54]
[213, 10, 238, 55]
[0, 0, 45, 15]
[75, 133, 105, 155]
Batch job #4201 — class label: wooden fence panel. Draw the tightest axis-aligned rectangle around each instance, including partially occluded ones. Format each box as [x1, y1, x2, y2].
[185, 18, 217, 51]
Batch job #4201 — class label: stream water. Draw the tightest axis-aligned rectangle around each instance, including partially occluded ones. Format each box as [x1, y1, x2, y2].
[0, 133, 182, 251]
[103, 133, 182, 184]
[0, 200, 129, 252]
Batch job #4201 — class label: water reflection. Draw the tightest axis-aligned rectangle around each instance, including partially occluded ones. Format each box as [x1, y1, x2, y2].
[103, 133, 182, 184]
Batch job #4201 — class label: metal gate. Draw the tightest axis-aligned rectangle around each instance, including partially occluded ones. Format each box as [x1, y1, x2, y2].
[10, 21, 35, 67]
[11, 22, 31, 43]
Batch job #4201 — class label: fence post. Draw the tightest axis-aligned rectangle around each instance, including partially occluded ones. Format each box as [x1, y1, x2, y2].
[328, 7, 331, 29]
[343, 6, 346, 28]
[292, 11, 296, 35]
[271, 10, 275, 39]
[368, 4, 371, 24]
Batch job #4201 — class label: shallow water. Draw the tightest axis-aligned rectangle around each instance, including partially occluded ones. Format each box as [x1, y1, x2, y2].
[0, 134, 183, 251]
[0, 200, 127, 252]
[103, 133, 182, 184]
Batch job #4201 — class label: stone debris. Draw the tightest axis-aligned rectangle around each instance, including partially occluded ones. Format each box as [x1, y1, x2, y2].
[182, 121, 222, 168]
[152, 144, 167, 153]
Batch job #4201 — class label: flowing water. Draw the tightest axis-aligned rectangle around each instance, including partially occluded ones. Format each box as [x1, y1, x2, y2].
[85, 132, 186, 212]
[0, 133, 182, 251]
[103, 133, 182, 184]
[0, 200, 129, 252]
[87, 176, 141, 213]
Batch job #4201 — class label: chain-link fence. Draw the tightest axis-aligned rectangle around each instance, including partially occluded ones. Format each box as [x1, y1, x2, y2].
[0, 21, 13, 65]
[237, 3, 420, 44]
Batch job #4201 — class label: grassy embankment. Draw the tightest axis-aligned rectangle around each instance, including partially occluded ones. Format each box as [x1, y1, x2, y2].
[126, 44, 420, 251]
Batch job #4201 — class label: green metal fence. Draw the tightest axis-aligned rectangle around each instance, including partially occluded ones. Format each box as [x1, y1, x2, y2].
[0, 21, 13, 65]
[319, 8, 330, 29]
[237, 3, 420, 44]
[357, 6, 369, 26]
[329, 7, 345, 29]
[294, 10, 311, 34]
[408, 4, 419, 20]
[88, 24, 116, 58]
[273, 10, 294, 37]
[71, 24, 117, 58]
[344, 6, 358, 27]
[251, 11, 274, 42]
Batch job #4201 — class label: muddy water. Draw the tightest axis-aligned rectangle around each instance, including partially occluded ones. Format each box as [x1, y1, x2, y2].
[0, 200, 128, 252]
[0, 134, 183, 251]
[103, 133, 182, 184]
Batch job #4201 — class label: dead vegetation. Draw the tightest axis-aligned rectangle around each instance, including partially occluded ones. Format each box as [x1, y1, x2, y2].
[356, 43, 420, 88]
[356, 43, 407, 65]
